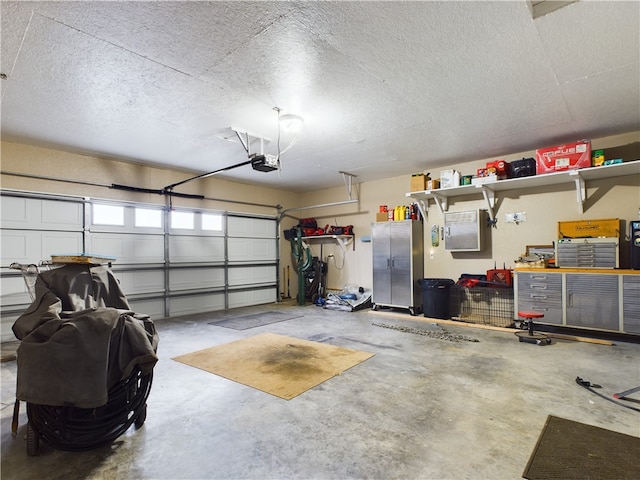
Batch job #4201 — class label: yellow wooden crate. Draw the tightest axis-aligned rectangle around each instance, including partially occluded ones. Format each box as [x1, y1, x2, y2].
[558, 218, 620, 239]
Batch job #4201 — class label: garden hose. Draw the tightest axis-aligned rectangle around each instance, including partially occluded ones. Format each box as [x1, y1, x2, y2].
[289, 228, 313, 305]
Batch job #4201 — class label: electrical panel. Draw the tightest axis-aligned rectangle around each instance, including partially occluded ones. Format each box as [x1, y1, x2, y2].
[444, 210, 483, 252]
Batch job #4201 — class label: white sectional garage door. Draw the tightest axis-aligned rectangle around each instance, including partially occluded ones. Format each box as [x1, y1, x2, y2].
[1, 191, 278, 342]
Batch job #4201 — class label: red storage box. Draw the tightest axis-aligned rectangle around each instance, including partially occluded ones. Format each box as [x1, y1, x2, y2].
[536, 140, 591, 174]
[486, 269, 513, 287]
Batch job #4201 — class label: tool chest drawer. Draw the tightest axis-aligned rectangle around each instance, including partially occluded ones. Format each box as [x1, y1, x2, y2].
[556, 241, 618, 268]
[623, 275, 640, 334]
[516, 272, 563, 324]
[516, 269, 640, 334]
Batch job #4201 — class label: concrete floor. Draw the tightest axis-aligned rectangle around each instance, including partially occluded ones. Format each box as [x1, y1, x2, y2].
[1, 302, 639, 480]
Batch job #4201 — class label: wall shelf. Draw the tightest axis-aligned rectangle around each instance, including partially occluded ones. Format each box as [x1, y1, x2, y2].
[406, 160, 640, 220]
[301, 234, 355, 255]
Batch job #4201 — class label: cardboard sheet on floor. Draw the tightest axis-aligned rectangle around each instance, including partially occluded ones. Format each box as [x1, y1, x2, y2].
[172, 333, 374, 400]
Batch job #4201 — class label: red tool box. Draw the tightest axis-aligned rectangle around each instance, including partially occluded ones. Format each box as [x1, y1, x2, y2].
[486, 268, 513, 287]
[536, 140, 591, 174]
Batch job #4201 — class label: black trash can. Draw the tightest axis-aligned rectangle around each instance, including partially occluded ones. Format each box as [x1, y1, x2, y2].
[418, 278, 455, 319]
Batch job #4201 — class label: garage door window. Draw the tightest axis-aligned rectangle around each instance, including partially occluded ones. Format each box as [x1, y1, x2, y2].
[93, 204, 124, 226]
[135, 208, 162, 228]
[171, 211, 194, 230]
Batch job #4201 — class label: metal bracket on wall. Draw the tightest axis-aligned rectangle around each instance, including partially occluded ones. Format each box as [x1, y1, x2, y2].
[413, 198, 428, 220]
[431, 194, 447, 215]
[569, 170, 587, 214]
[339, 171, 358, 200]
[479, 186, 496, 222]
[301, 234, 354, 256]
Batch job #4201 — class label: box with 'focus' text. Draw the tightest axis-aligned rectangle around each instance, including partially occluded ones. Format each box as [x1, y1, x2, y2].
[536, 140, 591, 174]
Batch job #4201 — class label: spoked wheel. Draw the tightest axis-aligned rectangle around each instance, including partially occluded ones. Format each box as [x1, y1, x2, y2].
[26, 422, 39, 456]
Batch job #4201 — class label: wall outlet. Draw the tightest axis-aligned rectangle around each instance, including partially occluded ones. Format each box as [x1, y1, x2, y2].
[505, 212, 527, 223]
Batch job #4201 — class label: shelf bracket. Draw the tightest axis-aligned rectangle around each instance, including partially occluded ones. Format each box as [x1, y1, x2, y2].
[570, 170, 586, 214]
[339, 171, 358, 200]
[334, 235, 353, 255]
[432, 193, 448, 214]
[478, 186, 496, 221]
[301, 235, 354, 258]
[414, 198, 428, 220]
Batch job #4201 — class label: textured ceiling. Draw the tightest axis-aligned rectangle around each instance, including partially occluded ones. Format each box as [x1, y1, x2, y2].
[1, 1, 639, 193]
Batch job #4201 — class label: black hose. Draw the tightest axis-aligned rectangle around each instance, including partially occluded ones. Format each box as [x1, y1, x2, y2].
[575, 376, 640, 413]
[27, 368, 153, 451]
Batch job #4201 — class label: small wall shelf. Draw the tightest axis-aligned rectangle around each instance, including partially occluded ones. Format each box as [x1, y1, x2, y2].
[406, 160, 640, 220]
[301, 234, 355, 256]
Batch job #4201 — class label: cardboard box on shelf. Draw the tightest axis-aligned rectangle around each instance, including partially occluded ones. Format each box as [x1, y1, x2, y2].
[376, 212, 388, 222]
[485, 160, 510, 179]
[410, 173, 429, 192]
[440, 169, 460, 188]
[536, 140, 591, 174]
[427, 178, 440, 190]
[471, 174, 498, 185]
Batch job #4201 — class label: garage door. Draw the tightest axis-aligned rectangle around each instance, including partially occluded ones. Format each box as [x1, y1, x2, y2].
[1, 191, 278, 342]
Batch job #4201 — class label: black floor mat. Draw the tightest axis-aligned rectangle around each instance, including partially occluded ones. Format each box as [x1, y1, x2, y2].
[208, 311, 303, 330]
[523, 415, 640, 479]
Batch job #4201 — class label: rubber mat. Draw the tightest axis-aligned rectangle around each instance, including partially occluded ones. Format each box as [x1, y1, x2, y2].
[208, 311, 303, 330]
[523, 415, 640, 479]
[172, 333, 374, 400]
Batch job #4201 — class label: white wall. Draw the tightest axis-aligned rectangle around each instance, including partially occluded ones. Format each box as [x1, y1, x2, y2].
[2, 132, 639, 298]
[297, 131, 640, 289]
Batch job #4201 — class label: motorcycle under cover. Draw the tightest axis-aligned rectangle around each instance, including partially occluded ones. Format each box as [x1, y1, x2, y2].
[12, 264, 159, 409]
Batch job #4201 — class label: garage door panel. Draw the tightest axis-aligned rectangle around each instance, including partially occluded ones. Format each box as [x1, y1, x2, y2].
[128, 298, 165, 320]
[1, 197, 83, 230]
[0, 196, 28, 226]
[0, 275, 32, 306]
[89, 234, 126, 260]
[114, 269, 165, 296]
[228, 288, 276, 308]
[1, 232, 30, 261]
[42, 232, 84, 258]
[228, 265, 276, 286]
[228, 238, 276, 262]
[89, 233, 164, 264]
[2, 230, 83, 264]
[41, 201, 84, 228]
[228, 216, 276, 238]
[169, 267, 225, 291]
[133, 236, 165, 261]
[169, 293, 225, 316]
[169, 236, 225, 263]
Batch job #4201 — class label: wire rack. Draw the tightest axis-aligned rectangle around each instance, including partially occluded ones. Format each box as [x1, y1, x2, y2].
[450, 286, 515, 328]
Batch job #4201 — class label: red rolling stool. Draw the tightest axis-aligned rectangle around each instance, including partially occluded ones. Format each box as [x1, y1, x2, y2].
[515, 311, 551, 345]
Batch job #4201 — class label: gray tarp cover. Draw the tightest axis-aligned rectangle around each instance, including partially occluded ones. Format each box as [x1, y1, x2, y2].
[12, 264, 159, 408]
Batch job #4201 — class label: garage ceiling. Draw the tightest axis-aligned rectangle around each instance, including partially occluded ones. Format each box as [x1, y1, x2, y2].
[1, 1, 639, 193]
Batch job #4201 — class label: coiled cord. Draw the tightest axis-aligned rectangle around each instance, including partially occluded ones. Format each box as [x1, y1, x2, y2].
[27, 368, 153, 451]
